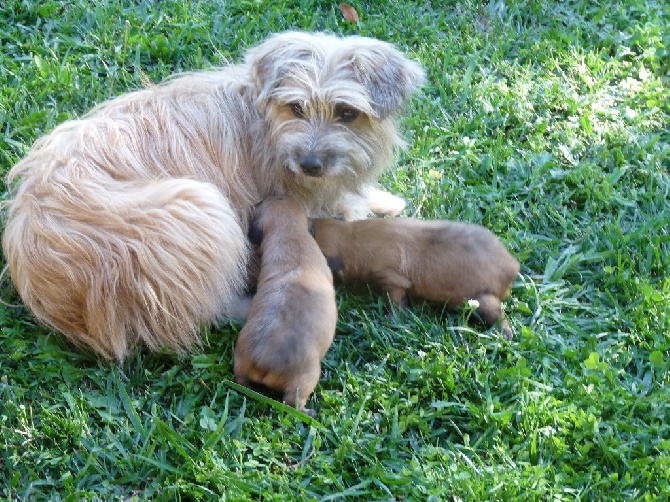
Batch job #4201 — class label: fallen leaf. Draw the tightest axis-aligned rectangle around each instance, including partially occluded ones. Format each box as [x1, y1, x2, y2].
[339, 3, 359, 24]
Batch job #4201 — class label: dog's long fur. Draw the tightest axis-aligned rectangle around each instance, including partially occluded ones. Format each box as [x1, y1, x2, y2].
[2, 31, 424, 361]
[234, 196, 337, 416]
[312, 218, 520, 339]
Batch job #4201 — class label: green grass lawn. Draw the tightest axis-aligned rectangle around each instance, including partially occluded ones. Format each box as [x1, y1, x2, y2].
[1, 0, 669, 499]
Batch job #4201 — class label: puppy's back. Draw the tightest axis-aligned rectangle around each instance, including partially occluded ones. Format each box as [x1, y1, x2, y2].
[386, 219, 518, 300]
[314, 217, 518, 300]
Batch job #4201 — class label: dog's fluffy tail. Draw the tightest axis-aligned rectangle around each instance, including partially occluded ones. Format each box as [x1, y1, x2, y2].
[2, 176, 248, 361]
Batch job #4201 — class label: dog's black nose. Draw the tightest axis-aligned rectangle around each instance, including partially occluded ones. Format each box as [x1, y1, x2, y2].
[300, 155, 323, 176]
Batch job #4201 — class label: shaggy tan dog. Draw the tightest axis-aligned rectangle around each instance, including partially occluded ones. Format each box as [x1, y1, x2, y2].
[234, 196, 337, 417]
[1, 31, 424, 361]
[312, 218, 520, 339]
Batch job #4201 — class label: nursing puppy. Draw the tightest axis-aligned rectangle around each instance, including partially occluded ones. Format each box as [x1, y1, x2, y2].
[234, 196, 337, 417]
[2, 31, 424, 361]
[312, 218, 519, 339]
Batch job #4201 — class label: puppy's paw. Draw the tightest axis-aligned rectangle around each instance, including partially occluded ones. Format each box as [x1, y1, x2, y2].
[500, 319, 514, 341]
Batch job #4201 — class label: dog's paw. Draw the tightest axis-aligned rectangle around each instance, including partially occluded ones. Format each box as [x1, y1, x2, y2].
[363, 187, 406, 217]
[332, 192, 374, 221]
[333, 187, 406, 220]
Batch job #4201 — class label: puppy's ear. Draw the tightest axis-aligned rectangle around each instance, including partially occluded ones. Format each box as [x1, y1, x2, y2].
[248, 219, 264, 247]
[343, 37, 425, 118]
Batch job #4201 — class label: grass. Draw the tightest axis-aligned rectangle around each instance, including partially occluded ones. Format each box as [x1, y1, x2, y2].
[1, 0, 669, 499]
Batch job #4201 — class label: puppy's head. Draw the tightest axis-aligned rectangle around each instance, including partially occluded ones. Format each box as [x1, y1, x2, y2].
[310, 218, 348, 283]
[246, 31, 424, 184]
[325, 255, 345, 284]
[248, 195, 309, 246]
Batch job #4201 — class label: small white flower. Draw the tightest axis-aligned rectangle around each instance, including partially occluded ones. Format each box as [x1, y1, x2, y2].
[639, 66, 649, 81]
[467, 299, 480, 309]
[624, 107, 637, 119]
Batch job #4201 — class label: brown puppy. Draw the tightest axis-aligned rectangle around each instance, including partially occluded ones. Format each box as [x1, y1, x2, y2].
[312, 218, 519, 339]
[234, 196, 337, 416]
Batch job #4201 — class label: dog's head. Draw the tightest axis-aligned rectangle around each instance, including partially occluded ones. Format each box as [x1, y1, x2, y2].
[246, 31, 424, 182]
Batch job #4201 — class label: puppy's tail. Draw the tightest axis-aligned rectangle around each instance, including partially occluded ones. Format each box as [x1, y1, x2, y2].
[2, 176, 249, 361]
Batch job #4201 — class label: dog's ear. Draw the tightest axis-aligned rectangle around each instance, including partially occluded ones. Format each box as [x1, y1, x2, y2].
[248, 219, 264, 247]
[342, 38, 425, 119]
[246, 31, 324, 103]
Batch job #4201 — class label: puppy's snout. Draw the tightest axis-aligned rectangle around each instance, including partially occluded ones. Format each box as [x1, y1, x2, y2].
[299, 155, 323, 177]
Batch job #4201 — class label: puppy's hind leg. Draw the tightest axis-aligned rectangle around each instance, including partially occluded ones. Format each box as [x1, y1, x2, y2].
[380, 273, 412, 319]
[474, 293, 513, 340]
[283, 365, 322, 418]
[233, 346, 251, 387]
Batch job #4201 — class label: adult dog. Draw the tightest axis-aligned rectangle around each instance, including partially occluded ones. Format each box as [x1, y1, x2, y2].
[2, 31, 424, 361]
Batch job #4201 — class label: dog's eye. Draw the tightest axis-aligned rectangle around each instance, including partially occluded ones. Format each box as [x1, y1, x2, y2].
[290, 103, 306, 119]
[336, 106, 359, 123]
